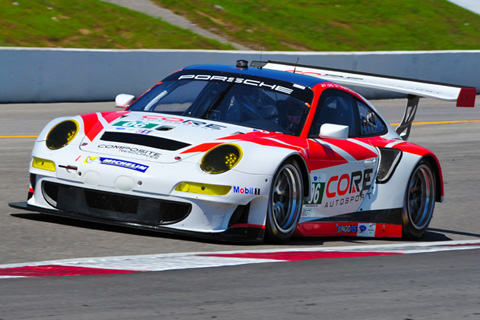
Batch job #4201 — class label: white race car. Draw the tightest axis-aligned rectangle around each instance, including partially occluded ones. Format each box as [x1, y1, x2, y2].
[10, 60, 476, 243]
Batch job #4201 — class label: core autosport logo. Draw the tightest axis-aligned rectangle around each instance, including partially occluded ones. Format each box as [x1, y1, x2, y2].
[326, 168, 373, 198]
[85, 156, 149, 173]
[142, 115, 226, 130]
[98, 144, 161, 159]
[324, 169, 373, 208]
[178, 74, 294, 95]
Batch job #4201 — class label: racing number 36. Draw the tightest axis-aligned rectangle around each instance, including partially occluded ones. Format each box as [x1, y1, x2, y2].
[306, 181, 325, 205]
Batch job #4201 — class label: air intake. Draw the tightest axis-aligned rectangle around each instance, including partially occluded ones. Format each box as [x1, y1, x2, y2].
[101, 132, 190, 151]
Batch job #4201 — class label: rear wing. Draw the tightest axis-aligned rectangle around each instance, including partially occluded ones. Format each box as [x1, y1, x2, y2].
[254, 60, 477, 140]
[258, 60, 476, 107]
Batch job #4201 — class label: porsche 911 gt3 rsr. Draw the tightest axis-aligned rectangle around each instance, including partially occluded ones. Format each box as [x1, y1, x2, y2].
[9, 60, 476, 243]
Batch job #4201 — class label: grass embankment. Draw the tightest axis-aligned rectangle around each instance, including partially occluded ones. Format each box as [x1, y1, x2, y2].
[0, 0, 479, 51]
[154, 0, 480, 51]
[0, 0, 233, 49]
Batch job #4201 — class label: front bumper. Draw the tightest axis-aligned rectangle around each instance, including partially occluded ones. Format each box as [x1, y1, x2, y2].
[8, 201, 265, 244]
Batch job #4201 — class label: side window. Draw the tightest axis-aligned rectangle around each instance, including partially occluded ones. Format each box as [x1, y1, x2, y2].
[309, 90, 357, 138]
[356, 100, 387, 136]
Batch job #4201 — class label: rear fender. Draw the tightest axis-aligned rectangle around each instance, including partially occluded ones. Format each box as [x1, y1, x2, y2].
[392, 142, 443, 202]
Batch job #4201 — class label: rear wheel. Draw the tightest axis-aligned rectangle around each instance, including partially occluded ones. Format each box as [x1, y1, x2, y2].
[265, 160, 303, 243]
[402, 160, 436, 239]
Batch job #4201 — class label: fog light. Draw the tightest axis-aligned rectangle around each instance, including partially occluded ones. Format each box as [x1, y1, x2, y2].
[175, 182, 231, 196]
[32, 157, 56, 172]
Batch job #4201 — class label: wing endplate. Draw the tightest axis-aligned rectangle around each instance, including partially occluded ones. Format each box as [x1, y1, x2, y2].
[457, 88, 476, 107]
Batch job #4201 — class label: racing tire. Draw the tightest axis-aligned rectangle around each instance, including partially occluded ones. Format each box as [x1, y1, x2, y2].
[265, 160, 304, 243]
[402, 160, 436, 239]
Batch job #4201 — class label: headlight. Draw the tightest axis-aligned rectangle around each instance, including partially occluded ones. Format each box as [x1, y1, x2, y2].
[46, 120, 79, 150]
[201, 144, 242, 174]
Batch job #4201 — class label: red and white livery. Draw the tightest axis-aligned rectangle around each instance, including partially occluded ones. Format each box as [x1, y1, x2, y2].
[10, 60, 476, 243]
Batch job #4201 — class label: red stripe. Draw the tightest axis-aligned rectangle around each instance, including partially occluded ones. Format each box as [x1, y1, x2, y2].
[354, 136, 398, 148]
[218, 132, 307, 152]
[0, 265, 141, 277]
[323, 139, 378, 161]
[180, 142, 222, 154]
[200, 251, 402, 261]
[307, 139, 348, 170]
[100, 111, 129, 123]
[393, 141, 434, 157]
[80, 113, 103, 141]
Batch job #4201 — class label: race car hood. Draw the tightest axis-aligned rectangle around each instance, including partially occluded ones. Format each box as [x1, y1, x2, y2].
[78, 111, 259, 163]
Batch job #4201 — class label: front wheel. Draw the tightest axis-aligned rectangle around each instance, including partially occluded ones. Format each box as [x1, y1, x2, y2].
[402, 160, 436, 239]
[265, 161, 304, 243]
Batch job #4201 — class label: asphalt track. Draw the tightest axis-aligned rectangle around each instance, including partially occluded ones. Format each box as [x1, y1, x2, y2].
[1, 98, 480, 319]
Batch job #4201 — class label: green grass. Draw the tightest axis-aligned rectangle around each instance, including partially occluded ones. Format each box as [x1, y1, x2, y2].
[0, 0, 234, 49]
[0, 0, 479, 50]
[153, 0, 480, 51]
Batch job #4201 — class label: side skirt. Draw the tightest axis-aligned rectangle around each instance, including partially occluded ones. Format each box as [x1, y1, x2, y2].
[295, 208, 403, 238]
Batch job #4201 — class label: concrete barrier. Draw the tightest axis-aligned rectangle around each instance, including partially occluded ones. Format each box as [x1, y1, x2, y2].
[0, 47, 479, 103]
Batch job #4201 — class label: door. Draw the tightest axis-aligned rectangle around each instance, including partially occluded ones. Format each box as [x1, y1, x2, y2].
[302, 89, 380, 219]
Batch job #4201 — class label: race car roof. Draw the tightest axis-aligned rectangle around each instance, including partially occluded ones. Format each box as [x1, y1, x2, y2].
[183, 63, 327, 89]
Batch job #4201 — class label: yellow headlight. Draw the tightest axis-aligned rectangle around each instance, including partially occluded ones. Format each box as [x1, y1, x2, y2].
[46, 120, 79, 150]
[200, 144, 242, 174]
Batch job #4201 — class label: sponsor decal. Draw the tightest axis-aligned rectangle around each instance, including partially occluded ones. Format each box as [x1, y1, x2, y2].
[322, 169, 373, 208]
[357, 223, 376, 237]
[305, 181, 326, 205]
[326, 169, 373, 198]
[113, 120, 158, 129]
[233, 186, 260, 195]
[178, 74, 295, 95]
[142, 115, 226, 130]
[98, 144, 161, 159]
[284, 70, 359, 96]
[85, 156, 149, 173]
[324, 193, 367, 208]
[112, 128, 153, 135]
[302, 208, 314, 217]
[337, 225, 358, 233]
[136, 129, 153, 135]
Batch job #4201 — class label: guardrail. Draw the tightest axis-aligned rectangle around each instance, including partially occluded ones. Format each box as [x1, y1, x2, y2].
[0, 48, 479, 103]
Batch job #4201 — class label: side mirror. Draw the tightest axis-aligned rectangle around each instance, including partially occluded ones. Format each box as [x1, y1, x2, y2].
[115, 94, 135, 109]
[319, 123, 349, 140]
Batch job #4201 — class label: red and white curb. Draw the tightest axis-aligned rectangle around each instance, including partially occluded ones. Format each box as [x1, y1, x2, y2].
[1, 240, 479, 279]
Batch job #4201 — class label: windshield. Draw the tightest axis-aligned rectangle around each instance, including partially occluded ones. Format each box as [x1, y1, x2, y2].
[127, 71, 313, 135]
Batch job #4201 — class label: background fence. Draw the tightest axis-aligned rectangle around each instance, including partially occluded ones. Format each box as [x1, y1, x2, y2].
[1, 48, 479, 103]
